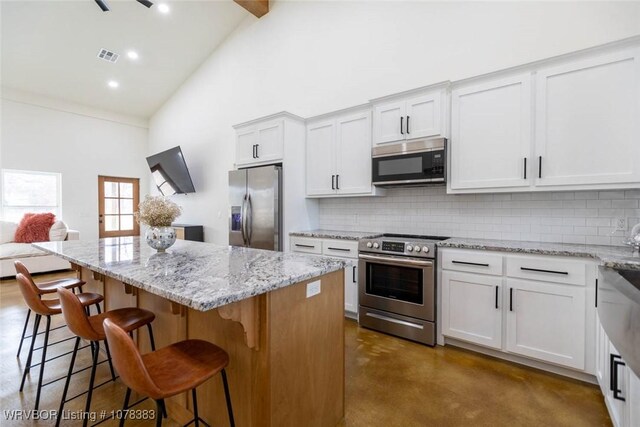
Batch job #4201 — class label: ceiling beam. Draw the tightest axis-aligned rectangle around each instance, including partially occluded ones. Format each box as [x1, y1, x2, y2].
[234, 0, 269, 18]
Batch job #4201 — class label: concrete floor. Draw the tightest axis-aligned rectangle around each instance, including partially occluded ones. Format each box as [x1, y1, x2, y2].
[1, 271, 611, 426]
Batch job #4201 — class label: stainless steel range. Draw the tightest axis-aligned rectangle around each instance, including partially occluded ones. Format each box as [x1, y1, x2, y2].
[358, 234, 449, 346]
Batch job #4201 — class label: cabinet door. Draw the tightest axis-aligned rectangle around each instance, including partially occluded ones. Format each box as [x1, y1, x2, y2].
[254, 120, 284, 163]
[627, 369, 640, 427]
[236, 127, 257, 167]
[441, 271, 503, 350]
[306, 120, 336, 196]
[506, 279, 586, 370]
[450, 74, 532, 190]
[607, 343, 628, 427]
[405, 93, 442, 140]
[535, 48, 640, 187]
[595, 313, 610, 396]
[336, 111, 372, 195]
[345, 264, 358, 315]
[373, 101, 406, 145]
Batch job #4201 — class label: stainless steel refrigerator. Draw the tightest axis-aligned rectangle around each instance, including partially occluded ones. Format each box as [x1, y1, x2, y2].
[229, 165, 282, 251]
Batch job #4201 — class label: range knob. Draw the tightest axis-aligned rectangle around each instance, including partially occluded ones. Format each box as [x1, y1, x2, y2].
[414, 246, 421, 253]
[422, 246, 430, 253]
[406, 245, 413, 252]
[366, 242, 373, 248]
[373, 242, 380, 249]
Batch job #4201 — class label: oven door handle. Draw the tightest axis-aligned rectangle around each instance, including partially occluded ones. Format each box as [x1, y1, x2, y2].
[359, 253, 433, 267]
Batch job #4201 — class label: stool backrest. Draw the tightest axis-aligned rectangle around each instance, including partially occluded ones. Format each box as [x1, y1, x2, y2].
[57, 287, 100, 341]
[14, 261, 38, 289]
[103, 318, 162, 399]
[16, 273, 54, 315]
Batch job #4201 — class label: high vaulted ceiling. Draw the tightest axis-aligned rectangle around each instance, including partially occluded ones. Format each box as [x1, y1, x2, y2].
[1, 0, 249, 119]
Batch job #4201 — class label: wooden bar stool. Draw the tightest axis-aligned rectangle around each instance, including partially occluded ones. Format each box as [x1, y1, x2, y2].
[56, 287, 156, 427]
[103, 317, 235, 427]
[15, 273, 104, 411]
[14, 260, 88, 358]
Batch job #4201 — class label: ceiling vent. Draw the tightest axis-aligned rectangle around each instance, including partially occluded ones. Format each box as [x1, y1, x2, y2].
[97, 48, 119, 63]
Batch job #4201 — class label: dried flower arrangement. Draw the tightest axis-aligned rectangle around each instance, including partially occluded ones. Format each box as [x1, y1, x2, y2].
[135, 195, 182, 227]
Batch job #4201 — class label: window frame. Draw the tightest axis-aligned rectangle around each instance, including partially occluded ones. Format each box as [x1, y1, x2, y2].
[1, 168, 62, 222]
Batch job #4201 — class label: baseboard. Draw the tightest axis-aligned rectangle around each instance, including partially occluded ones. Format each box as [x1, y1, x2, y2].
[444, 337, 598, 385]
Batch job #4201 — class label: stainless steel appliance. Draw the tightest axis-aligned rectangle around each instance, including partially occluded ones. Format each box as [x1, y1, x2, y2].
[358, 234, 449, 346]
[229, 165, 282, 251]
[372, 138, 446, 187]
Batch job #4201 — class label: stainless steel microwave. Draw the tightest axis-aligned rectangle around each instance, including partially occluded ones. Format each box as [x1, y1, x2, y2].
[372, 138, 446, 187]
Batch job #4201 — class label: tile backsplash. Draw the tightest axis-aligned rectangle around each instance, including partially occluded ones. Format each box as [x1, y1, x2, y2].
[318, 187, 640, 246]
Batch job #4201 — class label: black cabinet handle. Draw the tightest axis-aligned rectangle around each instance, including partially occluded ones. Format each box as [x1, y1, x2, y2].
[295, 244, 315, 249]
[595, 278, 598, 308]
[406, 116, 410, 134]
[509, 288, 514, 312]
[520, 267, 568, 275]
[252, 144, 256, 158]
[331, 175, 335, 190]
[523, 158, 527, 180]
[611, 354, 626, 401]
[495, 286, 499, 309]
[538, 156, 542, 178]
[400, 117, 404, 135]
[336, 174, 340, 190]
[452, 260, 489, 267]
[255, 144, 259, 158]
[352, 266, 356, 283]
[328, 247, 351, 252]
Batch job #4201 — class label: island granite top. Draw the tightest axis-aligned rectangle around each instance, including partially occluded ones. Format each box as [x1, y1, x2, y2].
[34, 237, 347, 311]
[289, 229, 383, 241]
[438, 238, 640, 271]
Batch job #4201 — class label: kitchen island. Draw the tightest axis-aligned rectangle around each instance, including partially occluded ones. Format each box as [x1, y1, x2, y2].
[35, 237, 347, 427]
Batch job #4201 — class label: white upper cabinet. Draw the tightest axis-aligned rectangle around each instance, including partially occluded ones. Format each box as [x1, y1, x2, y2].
[234, 117, 285, 167]
[450, 74, 532, 190]
[373, 101, 405, 144]
[305, 107, 383, 198]
[534, 47, 640, 188]
[372, 84, 448, 146]
[306, 120, 336, 196]
[335, 112, 373, 195]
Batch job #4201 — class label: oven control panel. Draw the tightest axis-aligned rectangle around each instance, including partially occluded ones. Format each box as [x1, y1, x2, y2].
[382, 241, 405, 252]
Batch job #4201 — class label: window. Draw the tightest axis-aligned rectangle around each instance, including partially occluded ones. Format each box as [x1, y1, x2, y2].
[1, 169, 62, 222]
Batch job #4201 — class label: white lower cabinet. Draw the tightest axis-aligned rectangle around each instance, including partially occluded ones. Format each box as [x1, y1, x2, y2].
[440, 248, 594, 374]
[595, 312, 640, 427]
[441, 271, 502, 350]
[505, 278, 586, 370]
[290, 236, 358, 316]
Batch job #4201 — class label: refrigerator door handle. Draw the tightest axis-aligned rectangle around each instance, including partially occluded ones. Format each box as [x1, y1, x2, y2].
[246, 194, 253, 244]
[241, 195, 248, 245]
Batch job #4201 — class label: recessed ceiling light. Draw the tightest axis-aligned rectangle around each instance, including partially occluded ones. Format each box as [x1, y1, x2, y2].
[157, 3, 170, 14]
[108, 80, 119, 89]
[127, 50, 139, 60]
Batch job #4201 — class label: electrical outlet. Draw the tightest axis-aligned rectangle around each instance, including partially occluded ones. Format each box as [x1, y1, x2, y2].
[615, 217, 627, 231]
[306, 280, 321, 298]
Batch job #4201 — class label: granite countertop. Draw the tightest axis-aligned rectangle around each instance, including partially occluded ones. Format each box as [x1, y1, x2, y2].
[290, 229, 383, 241]
[34, 237, 347, 311]
[438, 238, 640, 271]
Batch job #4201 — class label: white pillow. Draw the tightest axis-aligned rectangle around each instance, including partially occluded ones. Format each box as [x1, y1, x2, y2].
[0, 221, 18, 244]
[49, 220, 69, 241]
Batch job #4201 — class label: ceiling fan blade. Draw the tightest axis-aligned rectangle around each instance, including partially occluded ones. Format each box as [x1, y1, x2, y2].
[136, 0, 154, 8]
[94, 0, 110, 12]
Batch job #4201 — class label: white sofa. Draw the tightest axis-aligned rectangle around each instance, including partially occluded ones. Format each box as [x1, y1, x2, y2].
[0, 220, 79, 278]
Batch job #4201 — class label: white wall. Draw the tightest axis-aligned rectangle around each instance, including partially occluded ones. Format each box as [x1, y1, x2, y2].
[0, 96, 149, 240]
[149, 1, 640, 245]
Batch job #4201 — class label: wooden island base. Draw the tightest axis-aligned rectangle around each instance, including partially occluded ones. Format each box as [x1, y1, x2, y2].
[76, 265, 345, 427]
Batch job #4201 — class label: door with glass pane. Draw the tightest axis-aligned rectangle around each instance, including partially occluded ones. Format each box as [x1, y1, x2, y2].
[98, 176, 140, 238]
